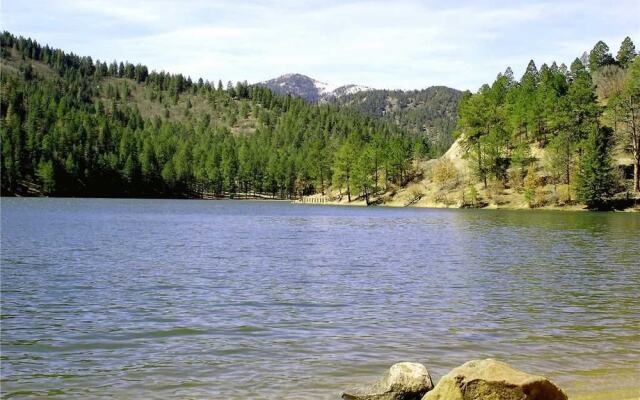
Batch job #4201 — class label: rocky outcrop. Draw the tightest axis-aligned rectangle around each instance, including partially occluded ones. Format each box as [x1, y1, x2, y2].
[421, 359, 567, 400]
[342, 362, 434, 400]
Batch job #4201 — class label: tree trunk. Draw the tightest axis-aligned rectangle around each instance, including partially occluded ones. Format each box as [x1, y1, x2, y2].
[566, 162, 571, 202]
[374, 159, 379, 194]
[635, 156, 639, 193]
[477, 140, 486, 189]
[384, 167, 388, 191]
[632, 107, 639, 192]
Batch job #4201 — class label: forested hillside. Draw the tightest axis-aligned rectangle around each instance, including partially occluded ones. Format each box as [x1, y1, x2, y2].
[0, 32, 426, 199]
[259, 74, 463, 158]
[2, 32, 637, 209]
[455, 37, 639, 209]
[333, 87, 464, 156]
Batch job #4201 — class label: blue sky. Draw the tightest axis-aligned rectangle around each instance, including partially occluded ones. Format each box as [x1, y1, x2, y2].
[2, 0, 638, 91]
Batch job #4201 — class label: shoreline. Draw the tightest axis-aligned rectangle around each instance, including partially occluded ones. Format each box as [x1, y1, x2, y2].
[293, 197, 640, 212]
[3, 194, 639, 212]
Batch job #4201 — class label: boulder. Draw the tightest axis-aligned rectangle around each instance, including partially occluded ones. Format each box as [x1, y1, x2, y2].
[422, 359, 567, 400]
[343, 362, 434, 400]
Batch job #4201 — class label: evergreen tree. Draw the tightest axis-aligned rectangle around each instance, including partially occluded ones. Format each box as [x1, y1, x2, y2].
[2, 31, 635, 207]
[457, 89, 491, 188]
[332, 139, 357, 201]
[36, 159, 56, 194]
[589, 41, 615, 72]
[616, 36, 637, 68]
[611, 57, 640, 192]
[576, 126, 616, 208]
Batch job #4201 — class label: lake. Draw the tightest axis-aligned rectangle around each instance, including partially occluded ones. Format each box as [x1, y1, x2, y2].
[1, 198, 639, 399]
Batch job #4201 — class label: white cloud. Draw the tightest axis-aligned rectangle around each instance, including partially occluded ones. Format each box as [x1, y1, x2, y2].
[3, 0, 639, 91]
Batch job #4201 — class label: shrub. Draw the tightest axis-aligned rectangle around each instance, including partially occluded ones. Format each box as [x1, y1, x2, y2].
[523, 167, 541, 207]
[534, 187, 548, 207]
[461, 184, 480, 207]
[486, 179, 505, 204]
[432, 159, 459, 190]
[508, 169, 524, 192]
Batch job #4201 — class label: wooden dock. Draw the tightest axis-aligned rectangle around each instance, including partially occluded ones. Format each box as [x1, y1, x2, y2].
[293, 196, 330, 205]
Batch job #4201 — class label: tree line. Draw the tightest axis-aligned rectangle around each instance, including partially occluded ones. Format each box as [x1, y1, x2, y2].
[333, 86, 463, 156]
[457, 37, 639, 208]
[1, 31, 425, 200]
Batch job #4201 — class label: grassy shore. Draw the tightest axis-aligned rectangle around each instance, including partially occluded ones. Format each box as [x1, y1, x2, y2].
[295, 185, 640, 212]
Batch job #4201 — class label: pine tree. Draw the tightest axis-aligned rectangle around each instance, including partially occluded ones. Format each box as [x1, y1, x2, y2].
[522, 60, 539, 82]
[611, 57, 640, 192]
[589, 41, 615, 72]
[37, 159, 56, 194]
[617, 36, 637, 68]
[332, 139, 357, 201]
[576, 126, 615, 208]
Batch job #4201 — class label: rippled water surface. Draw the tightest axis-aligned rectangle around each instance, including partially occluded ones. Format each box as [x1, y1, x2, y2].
[1, 198, 639, 399]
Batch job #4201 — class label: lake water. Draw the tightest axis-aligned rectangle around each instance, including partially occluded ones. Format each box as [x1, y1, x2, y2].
[1, 198, 639, 399]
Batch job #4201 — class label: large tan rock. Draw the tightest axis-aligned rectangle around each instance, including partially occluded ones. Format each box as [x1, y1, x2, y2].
[422, 359, 567, 400]
[343, 362, 434, 400]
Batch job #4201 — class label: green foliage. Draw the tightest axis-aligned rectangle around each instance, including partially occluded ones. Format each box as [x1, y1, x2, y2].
[36, 159, 55, 194]
[616, 37, 637, 68]
[332, 139, 357, 201]
[545, 131, 574, 188]
[523, 167, 540, 207]
[432, 158, 458, 190]
[609, 56, 640, 192]
[352, 145, 376, 204]
[576, 127, 616, 208]
[589, 41, 615, 72]
[466, 184, 479, 207]
[455, 38, 635, 206]
[333, 86, 463, 156]
[0, 31, 417, 200]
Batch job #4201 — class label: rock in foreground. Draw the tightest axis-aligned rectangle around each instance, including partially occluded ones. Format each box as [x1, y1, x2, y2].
[343, 362, 434, 400]
[422, 359, 567, 400]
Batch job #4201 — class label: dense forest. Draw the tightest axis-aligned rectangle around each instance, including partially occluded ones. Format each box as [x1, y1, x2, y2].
[334, 86, 463, 155]
[259, 73, 463, 155]
[0, 31, 427, 200]
[1, 32, 638, 209]
[456, 37, 639, 208]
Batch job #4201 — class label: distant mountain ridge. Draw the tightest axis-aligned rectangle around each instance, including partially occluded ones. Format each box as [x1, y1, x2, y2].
[259, 73, 464, 154]
[258, 73, 370, 102]
[335, 86, 465, 154]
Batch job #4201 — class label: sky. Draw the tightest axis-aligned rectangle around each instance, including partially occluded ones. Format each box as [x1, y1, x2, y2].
[2, 0, 639, 91]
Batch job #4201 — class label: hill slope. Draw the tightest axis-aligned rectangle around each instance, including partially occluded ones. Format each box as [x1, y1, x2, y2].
[0, 32, 418, 199]
[260, 73, 464, 157]
[333, 86, 464, 154]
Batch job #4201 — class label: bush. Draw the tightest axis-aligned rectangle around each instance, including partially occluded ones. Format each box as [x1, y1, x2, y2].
[555, 184, 573, 205]
[534, 187, 548, 207]
[432, 159, 459, 190]
[523, 167, 541, 207]
[460, 183, 480, 207]
[486, 179, 505, 204]
[508, 169, 524, 192]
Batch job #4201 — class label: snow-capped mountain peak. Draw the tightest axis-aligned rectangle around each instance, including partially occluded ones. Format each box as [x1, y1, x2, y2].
[258, 73, 370, 102]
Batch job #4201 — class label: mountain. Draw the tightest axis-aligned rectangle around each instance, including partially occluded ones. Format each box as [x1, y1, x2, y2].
[258, 73, 370, 102]
[0, 32, 414, 199]
[260, 73, 464, 155]
[334, 86, 465, 154]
